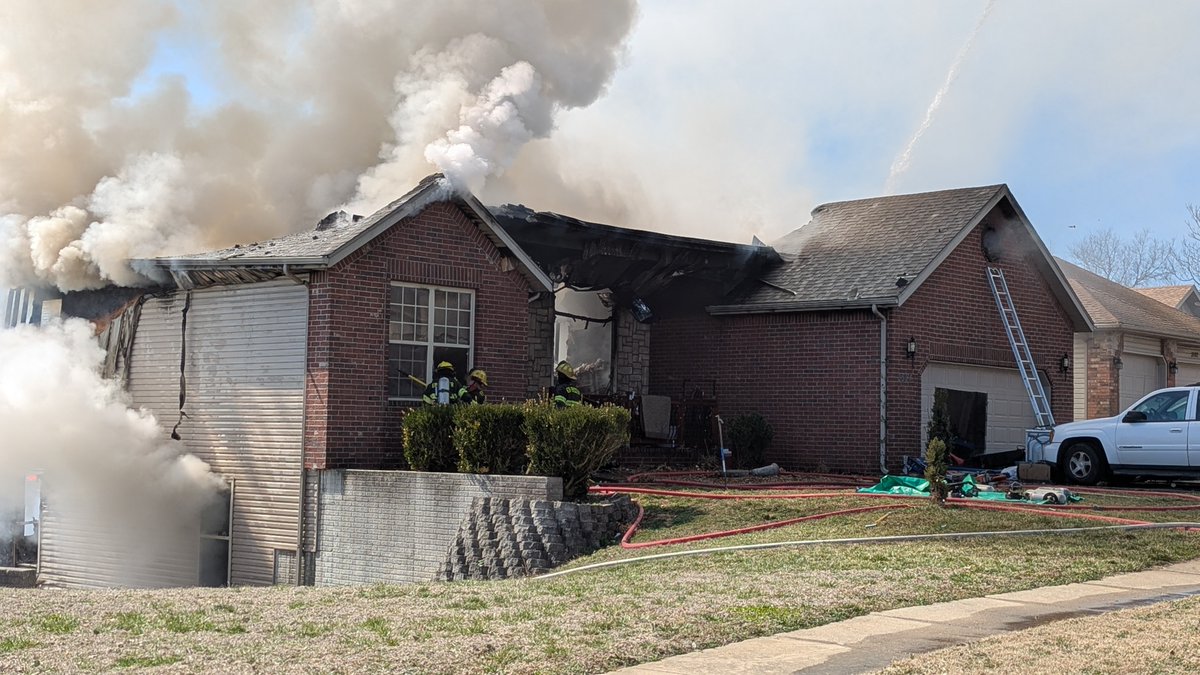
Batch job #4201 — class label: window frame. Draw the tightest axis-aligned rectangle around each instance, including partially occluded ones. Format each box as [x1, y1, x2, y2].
[387, 282, 476, 402]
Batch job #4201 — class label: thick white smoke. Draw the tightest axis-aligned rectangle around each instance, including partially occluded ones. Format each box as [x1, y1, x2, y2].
[0, 319, 223, 576]
[0, 0, 638, 292]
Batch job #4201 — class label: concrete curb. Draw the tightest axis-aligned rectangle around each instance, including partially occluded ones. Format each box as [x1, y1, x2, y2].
[609, 560, 1200, 674]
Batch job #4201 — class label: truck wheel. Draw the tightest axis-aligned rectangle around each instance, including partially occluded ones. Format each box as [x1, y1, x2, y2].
[1063, 442, 1104, 485]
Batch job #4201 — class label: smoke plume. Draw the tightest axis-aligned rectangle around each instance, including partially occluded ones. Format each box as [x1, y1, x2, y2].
[0, 0, 637, 292]
[0, 319, 223, 580]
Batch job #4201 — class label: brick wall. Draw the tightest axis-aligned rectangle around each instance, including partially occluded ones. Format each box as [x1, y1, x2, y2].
[312, 470, 562, 586]
[613, 307, 651, 394]
[305, 202, 537, 469]
[1085, 331, 1122, 418]
[650, 211, 1077, 474]
[888, 217, 1076, 462]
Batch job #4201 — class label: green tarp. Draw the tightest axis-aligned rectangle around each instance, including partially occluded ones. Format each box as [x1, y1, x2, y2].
[857, 475, 1081, 504]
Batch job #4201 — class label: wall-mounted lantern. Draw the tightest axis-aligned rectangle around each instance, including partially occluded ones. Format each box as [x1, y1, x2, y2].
[1113, 355, 1123, 370]
[1059, 354, 1071, 373]
[906, 337, 917, 359]
[1169, 361, 1179, 376]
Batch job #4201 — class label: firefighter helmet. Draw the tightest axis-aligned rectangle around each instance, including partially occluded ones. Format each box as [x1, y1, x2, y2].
[436, 361, 455, 372]
[469, 369, 488, 386]
[555, 360, 577, 380]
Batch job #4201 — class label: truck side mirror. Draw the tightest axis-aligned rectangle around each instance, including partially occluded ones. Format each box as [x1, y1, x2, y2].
[1122, 410, 1148, 423]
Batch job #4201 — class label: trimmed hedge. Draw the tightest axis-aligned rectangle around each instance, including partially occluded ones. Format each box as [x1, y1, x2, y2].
[402, 406, 457, 472]
[454, 404, 528, 474]
[524, 403, 631, 500]
[402, 403, 631, 500]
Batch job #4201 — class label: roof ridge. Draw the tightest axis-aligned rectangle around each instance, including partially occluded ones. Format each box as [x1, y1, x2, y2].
[810, 184, 1006, 215]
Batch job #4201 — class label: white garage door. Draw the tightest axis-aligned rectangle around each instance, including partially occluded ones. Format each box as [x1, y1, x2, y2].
[1119, 353, 1164, 410]
[1177, 361, 1200, 388]
[921, 362, 1050, 456]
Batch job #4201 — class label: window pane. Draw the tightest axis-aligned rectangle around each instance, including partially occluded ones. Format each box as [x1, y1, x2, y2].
[390, 286, 402, 306]
[388, 321, 402, 341]
[433, 346, 469, 378]
[434, 289, 445, 307]
[435, 308, 446, 327]
[458, 311, 470, 328]
[389, 344, 427, 398]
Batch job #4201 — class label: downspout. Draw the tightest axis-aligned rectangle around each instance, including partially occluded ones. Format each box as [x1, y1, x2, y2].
[871, 304, 888, 474]
[294, 269, 310, 586]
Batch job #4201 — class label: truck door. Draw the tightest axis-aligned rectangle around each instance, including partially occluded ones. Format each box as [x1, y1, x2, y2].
[1114, 389, 1192, 468]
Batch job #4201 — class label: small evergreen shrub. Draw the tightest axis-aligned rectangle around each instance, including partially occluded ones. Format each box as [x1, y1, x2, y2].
[925, 437, 949, 506]
[727, 413, 775, 469]
[402, 406, 457, 472]
[454, 404, 528, 474]
[524, 404, 631, 500]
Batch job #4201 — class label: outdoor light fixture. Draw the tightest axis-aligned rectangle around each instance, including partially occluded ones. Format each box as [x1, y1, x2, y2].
[1170, 361, 1179, 375]
[906, 337, 917, 359]
[1059, 354, 1071, 373]
[1113, 355, 1123, 370]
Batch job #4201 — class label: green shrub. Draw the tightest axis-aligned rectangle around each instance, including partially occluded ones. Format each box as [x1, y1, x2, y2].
[925, 437, 949, 506]
[402, 406, 457, 472]
[455, 404, 528, 474]
[524, 404, 631, 500]
[727, 413, 775, 468]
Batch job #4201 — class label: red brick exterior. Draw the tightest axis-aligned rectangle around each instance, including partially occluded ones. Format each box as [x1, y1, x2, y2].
[650, 211, 1077, 474]
[304, 202, 539, 469]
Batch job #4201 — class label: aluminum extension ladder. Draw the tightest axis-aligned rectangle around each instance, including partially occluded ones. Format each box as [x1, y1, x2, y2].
[986, 266, 1055, 428]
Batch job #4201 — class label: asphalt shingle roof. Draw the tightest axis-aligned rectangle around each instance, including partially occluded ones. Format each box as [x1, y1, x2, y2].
[737, 185, 1005, 306]
[1135, 285, 1196, 310]
[159, 174, 448, 264]
[1058, 259, 1200, 340]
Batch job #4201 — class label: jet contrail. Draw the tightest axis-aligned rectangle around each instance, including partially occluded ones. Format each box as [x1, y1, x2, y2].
[885, 0, 998, 194]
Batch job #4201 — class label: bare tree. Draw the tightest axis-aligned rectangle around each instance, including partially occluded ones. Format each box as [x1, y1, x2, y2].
[1176, 205, 1200, 285]
[1067, 227, 1177, 287]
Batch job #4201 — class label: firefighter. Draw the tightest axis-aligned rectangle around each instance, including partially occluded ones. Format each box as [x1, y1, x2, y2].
[462, 369, 488, 405]
[552, 360, 583, 408]
[422, 361, 465, 405]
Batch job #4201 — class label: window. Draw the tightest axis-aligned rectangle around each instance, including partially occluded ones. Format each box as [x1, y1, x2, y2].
[1131, 390, 1190, 422]
[387, 283, 474, 399]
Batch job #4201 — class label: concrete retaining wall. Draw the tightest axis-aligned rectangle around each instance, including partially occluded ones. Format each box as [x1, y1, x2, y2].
[313, 470, 562, 586]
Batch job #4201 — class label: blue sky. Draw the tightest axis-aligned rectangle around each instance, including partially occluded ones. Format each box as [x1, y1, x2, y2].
[544, 0, 1200, 258]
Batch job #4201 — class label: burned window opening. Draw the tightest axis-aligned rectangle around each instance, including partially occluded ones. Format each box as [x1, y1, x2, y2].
[555, 288, 614, 394]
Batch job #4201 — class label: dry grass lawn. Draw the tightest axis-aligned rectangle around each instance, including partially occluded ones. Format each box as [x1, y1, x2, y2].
[878, 595, 1200, 674]
[2, 493, 1199, 674]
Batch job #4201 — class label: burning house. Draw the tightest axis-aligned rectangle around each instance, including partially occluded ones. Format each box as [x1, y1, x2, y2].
[26, 176, 1092, 588]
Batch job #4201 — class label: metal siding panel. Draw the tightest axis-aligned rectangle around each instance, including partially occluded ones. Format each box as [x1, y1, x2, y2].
[1123, 335, 1164, 356]
[44, 281, 308, 588]
[186, 282, 307, 586]
[39, 504, 198, 589]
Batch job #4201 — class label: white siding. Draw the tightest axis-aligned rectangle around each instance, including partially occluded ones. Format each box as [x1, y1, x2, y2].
[41, 281, 308, 588]
[921, 362, 1050, 455]
[1073, 333, 1088, 421]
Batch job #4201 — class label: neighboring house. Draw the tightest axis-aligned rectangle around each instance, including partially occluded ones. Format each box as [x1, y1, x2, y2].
[649, 185, 1092, 473]
[1059, 260, 1200, 418]
[1136, 284, 1200, 319]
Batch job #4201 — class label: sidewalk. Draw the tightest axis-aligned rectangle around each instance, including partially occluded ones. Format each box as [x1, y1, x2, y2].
[611, 559, 1200, 674]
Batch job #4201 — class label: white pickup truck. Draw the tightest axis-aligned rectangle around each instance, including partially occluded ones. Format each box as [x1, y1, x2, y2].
[1044, 386, 1200, 484]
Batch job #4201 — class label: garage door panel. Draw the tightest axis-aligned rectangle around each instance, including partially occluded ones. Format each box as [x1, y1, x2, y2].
[921, 362, 1049, 456]
[1119, 354, 1163, 411]
[1176, 362, 1200, 388]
